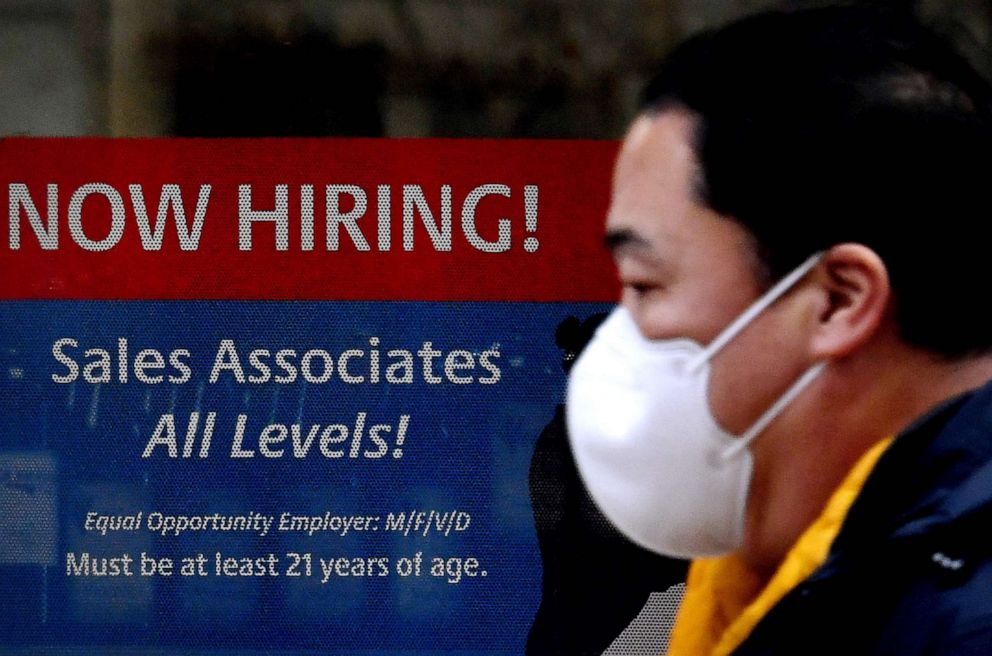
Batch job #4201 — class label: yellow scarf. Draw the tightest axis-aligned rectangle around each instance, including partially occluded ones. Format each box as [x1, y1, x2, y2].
[668, 437, 893, 656]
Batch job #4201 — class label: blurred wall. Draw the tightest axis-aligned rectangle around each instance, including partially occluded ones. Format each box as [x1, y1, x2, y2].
[1, 0, 991, 139]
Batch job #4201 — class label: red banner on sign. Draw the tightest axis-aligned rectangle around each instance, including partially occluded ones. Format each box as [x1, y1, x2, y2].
[0, 138, 619, 301]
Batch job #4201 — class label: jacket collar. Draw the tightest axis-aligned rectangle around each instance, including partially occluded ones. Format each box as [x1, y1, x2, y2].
[830, 377, 992, 556]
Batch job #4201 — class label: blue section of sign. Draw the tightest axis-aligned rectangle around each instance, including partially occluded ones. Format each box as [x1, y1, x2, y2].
[0, 301, 611, 654]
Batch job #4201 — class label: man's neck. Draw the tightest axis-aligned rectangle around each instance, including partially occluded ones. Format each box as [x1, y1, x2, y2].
[742, 342, 992, 579]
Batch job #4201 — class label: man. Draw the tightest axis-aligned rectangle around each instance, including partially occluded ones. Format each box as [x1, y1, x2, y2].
[566, 5, 992, 655]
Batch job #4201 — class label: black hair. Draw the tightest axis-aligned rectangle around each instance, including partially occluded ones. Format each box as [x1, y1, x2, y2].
[642, 5, 992, 358]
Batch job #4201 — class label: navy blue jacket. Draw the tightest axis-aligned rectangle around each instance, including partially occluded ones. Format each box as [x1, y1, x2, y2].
[734, 379, 992, 655]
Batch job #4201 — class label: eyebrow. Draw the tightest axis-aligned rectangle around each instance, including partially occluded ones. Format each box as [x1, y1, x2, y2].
[603, 228, 651, 253]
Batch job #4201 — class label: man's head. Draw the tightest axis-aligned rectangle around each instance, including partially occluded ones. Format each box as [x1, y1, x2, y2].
[624, 4, 992, 357]
[604, 5, 992, 571]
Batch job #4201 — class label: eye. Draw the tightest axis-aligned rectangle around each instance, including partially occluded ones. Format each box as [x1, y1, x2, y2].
[615, 257, 665, 300]
[622, 280, 661, 301]
[630, 282, 652, 294]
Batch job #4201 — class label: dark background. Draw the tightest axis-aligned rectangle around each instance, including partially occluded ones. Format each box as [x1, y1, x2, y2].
[2, 0, 991, 139]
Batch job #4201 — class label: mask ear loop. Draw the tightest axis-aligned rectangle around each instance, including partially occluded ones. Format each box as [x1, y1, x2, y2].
[678, 251, 826, 460]
[721, 360, 827, 460]
[687, 251, 824, 374]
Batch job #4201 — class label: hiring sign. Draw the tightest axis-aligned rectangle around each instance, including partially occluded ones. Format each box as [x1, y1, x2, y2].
[0, 138, 684, 654]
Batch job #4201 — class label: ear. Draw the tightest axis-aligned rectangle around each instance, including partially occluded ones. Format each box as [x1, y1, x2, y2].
[808, 244, 891, 359]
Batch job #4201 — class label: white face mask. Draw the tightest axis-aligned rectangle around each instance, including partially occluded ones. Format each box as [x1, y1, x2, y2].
[566, 253, 825, 559]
